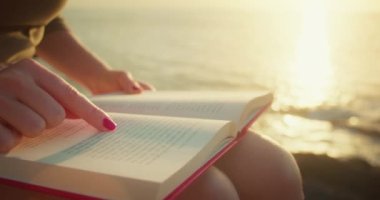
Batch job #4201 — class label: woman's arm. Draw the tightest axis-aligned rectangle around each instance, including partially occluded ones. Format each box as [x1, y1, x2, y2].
[36, 29, 153, 94]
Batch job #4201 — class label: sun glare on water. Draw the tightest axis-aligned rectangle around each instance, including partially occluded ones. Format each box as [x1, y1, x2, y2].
[276, 0, 335, 109]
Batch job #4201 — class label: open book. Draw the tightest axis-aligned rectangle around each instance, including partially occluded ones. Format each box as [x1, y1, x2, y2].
[0, 91, 272, 200]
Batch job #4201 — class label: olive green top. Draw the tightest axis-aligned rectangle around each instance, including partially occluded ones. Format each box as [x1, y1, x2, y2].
[0, 0, 68, 64]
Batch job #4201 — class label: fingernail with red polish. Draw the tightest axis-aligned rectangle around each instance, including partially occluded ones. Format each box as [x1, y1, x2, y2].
[132, 85, 140, 90]
[103, 118, 117, 131]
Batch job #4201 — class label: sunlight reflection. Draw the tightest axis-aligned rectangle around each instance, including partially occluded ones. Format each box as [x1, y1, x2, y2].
[276, 0, 334, 109]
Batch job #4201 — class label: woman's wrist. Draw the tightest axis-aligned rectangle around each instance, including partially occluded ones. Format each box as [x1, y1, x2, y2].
[76, 64, 111, 83]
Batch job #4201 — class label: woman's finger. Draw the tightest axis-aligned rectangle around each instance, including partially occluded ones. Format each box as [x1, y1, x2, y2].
[33, 64, 116, 131]
[0, 123, 21, 153]
[116, 71, 143, 94]
[65, 108, 79, 119]
[138, 81, 155, 91]
[15, 82, 66, 128]
[0, 95, 46, 137]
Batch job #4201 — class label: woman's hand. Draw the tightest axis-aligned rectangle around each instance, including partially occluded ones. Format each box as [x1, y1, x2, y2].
[36, 30, 155, 95]
[82, 69, 155, 95]
[0, 59, 116, 153]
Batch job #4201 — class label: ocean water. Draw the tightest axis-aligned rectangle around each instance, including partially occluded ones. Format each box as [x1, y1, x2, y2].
[62, 7, 380, 166]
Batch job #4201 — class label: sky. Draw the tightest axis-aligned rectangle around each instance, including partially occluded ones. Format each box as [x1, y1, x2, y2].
[66, 0, 380, 12]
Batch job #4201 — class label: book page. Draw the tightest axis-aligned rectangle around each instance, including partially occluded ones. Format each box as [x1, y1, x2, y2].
[91, 91, 272, 126]
[7, 120, 98, 160]
[6, 113, 234, 183]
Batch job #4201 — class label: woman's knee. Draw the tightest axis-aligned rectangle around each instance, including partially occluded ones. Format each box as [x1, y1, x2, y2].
[176, 167, 239, 200]
[246, 133, 304, 200]
[216, 132, 304, 200]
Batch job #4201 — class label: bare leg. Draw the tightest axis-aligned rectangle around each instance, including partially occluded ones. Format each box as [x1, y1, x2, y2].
[215, 132, 304, 200]
[176, 167, 240, 200]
